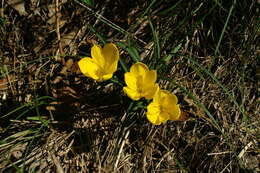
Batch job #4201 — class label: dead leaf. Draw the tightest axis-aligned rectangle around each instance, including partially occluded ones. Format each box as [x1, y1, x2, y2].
[184, 96, 206, 118]
[7, 0, 28, 16]
[11, 142, 28, 159]
[0, 78, 8, 90]
[52, 59, 76, 83]
[0, 74, 16, 90]
[65, 59, 74, 69]
[61, 31, 77, 47]
[46, 101, 62, 111]
[177, 110, 191, 121]
[52, 76, 63, 84]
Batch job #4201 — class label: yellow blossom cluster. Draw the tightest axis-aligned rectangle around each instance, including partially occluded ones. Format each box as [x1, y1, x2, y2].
[78, 43, 181, 125]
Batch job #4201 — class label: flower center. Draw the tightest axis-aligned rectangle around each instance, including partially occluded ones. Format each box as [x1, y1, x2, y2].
[159, 105, 164, 113]
[136, 75, 144, 93]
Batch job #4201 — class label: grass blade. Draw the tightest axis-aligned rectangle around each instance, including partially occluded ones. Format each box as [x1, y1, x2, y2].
[212, 0, 236, 67]
[182, 55, 247, 120]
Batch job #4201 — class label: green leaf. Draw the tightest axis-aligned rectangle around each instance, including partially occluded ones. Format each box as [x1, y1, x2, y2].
[116, 42, 140, 63]
[132, 101, 146, 111]
[0, 17, 6, 25]
[163, 43, 182, 62]
[81, 0, 94, 7]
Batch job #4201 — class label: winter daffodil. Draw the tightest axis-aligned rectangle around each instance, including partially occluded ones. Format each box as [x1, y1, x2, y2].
[146, 89, 181, 125]
[78, 43, 119, 82]
[123, 62, 158, 101]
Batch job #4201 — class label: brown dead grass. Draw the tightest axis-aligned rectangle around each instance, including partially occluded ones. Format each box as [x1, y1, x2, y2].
[0, 0, 259, 172]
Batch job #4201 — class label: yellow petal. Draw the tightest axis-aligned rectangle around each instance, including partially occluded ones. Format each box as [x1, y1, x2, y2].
[123, 87, 141, 101]
[162, 90, 178, 106]
[102, 73, 113, 81]
[103, 43, 119, 65]
[152, 87, 162, 103]
[147, 102, 161, 125]
[143, 84, 159, 100]
[78, 58, 101, 80]
[144, 70, 157, 85]
[141, 70, 157, 99]
[130, 62, 149, 77]
[158, 112, 170, 123]
[106, 60, 119, 74]
[124, 72, 137, 89]
[168, 104, 181, 121]
[91, 44, 105, 68]
[103, 43, 120, 74]
[159, 90, 180, 121]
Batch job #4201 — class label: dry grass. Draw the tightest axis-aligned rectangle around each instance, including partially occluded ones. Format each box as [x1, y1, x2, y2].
[0, 0, 259, 172]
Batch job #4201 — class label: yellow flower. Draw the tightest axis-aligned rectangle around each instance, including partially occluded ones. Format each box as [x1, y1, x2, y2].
[78, 43, 119, 82]
[146, 89, 181, 125]
[123, 62, 158, 100]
